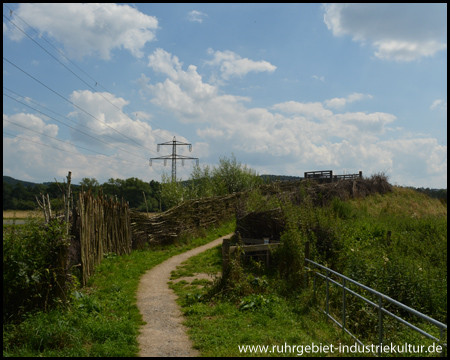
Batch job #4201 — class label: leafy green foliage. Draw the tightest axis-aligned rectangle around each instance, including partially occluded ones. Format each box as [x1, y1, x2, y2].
[222, 181, 447, 352]
[239, 294, 279, 311]
[3, 219, 71, 323]
[3, 219, 236, 356]
[160, 154, 263, 209]
[169, 236, 358, 357]
[3, 176, 162, 212]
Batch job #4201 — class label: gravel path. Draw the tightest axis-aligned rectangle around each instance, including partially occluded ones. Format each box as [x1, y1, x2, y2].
[137, 234, 232, 357]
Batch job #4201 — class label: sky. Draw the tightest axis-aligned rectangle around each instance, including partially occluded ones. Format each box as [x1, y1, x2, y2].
[3, 3, 447, 188]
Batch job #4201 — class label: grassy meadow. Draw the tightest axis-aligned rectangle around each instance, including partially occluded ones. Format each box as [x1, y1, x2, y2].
[3, 184, 447, 357]
[169, 185, 447, 357]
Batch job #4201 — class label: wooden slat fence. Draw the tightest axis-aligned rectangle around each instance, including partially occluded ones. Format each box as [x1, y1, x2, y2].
[78, 191, 131, 286]
[304, 170, 363, 183]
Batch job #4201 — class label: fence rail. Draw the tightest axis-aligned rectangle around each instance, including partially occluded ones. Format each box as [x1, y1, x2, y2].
[304, 258, 447, 357]
[304, 170, 362, 182]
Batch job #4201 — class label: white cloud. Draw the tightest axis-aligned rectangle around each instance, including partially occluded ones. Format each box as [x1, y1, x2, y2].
[323, 3, 447, 61]
[67, 90, 156, 148]
[312, 75, 325, 82]
[187, 10, 208, 23]
[324, 92, 373, 109]
[143, 49, 255, 123]
[2, 90, 173, 184]
[3, 113, 58, 137]
[271, 101, 333, 120]
[138, 49, 446, 187]
[206, 48, 276, 79]
[379, 138, 447, 186]
[148, 49, 216, 100]
[7, 3, 158, 60]
[430, 99, 447, 111]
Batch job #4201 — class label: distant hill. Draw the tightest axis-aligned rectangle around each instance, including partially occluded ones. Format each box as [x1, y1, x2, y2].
[3, 176, 40, 188]
[3, 176, 80, 188]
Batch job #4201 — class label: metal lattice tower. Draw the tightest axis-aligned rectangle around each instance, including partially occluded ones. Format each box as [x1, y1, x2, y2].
[149, 136, 199, 181]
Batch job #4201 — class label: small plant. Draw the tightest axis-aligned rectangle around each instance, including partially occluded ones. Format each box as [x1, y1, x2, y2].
[332, 197, 356, 219]
[72, 290, 102, 313]
[239, 294, 279, 311]
[185, 293, 203, 305]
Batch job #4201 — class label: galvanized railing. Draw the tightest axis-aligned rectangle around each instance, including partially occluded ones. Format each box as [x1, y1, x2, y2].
[305, 258, 447, 357]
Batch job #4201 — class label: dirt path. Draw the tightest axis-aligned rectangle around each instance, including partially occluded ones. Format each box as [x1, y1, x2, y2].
[137, 233, 232, 357]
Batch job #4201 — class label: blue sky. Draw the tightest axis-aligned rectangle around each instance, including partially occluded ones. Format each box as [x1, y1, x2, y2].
[3, 3, 447, 188]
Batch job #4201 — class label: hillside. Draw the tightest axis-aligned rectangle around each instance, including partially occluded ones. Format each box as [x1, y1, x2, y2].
[3, 176, 40, 188]
[349, 185, 447, 218]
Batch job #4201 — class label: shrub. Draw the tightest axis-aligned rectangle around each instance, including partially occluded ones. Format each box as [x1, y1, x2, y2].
[3, 219, 71, 323]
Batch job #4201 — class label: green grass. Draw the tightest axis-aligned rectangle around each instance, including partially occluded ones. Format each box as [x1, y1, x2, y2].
[170, 242, 223, 280]
[3, 219, 236, 357]
[4, 186, 447, 357]
[167, 186, 447, 357]
[169, 245, 364, 357]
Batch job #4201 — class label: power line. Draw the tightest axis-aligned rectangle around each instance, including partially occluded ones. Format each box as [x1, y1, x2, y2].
[3, 130, 165, 177]
[4, 86, 132, 146]
[3, 5, 173, 143]
[3, 91, 150, 161]
[3, 130, 146, 170]
[3, 117, 145, 167]
[3, 56, 159, 155]
[3, 90, 166, 178]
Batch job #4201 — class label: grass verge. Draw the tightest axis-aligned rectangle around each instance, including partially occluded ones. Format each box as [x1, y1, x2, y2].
[169, 246, 365, 357]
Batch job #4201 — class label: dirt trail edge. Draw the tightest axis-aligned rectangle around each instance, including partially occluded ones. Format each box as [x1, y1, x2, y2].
[137, 233, 233, 357]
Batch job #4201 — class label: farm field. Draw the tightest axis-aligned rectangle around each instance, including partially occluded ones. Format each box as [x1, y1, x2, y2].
[3, 210, 44, 219]
[3, 209, 158, 219]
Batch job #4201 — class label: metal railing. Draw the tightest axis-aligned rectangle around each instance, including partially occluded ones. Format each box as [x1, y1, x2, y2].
[305, 258, 447, 357]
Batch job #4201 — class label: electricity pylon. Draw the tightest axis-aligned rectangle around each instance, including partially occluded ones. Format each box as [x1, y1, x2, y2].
[149, 136, 199, 181]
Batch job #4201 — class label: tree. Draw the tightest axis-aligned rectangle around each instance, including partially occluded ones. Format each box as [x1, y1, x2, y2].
[160, 173, 187, 210]
[213, 154, 263, 194]
[159, 154, 263, 210]
[187, 163, 216, 199]
[79, 177, 100, 196]
[122, 177, 151, 208]
[3, 182, 14, 209]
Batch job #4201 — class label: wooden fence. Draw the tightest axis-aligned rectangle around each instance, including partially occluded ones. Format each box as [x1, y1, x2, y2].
[76, 191, 132, 286]
[131, 192, 243, 248]
[304, 170, 362, 183]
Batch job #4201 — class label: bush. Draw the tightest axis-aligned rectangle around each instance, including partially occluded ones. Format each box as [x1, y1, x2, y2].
[160, 154, 263, 209]
[3, 219, 71, 323]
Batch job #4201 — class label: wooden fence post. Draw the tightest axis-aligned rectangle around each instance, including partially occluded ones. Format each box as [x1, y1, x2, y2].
[65, 171, 72, 235]
[46, 194, 52, 220]
[143, 191, 149, 217]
